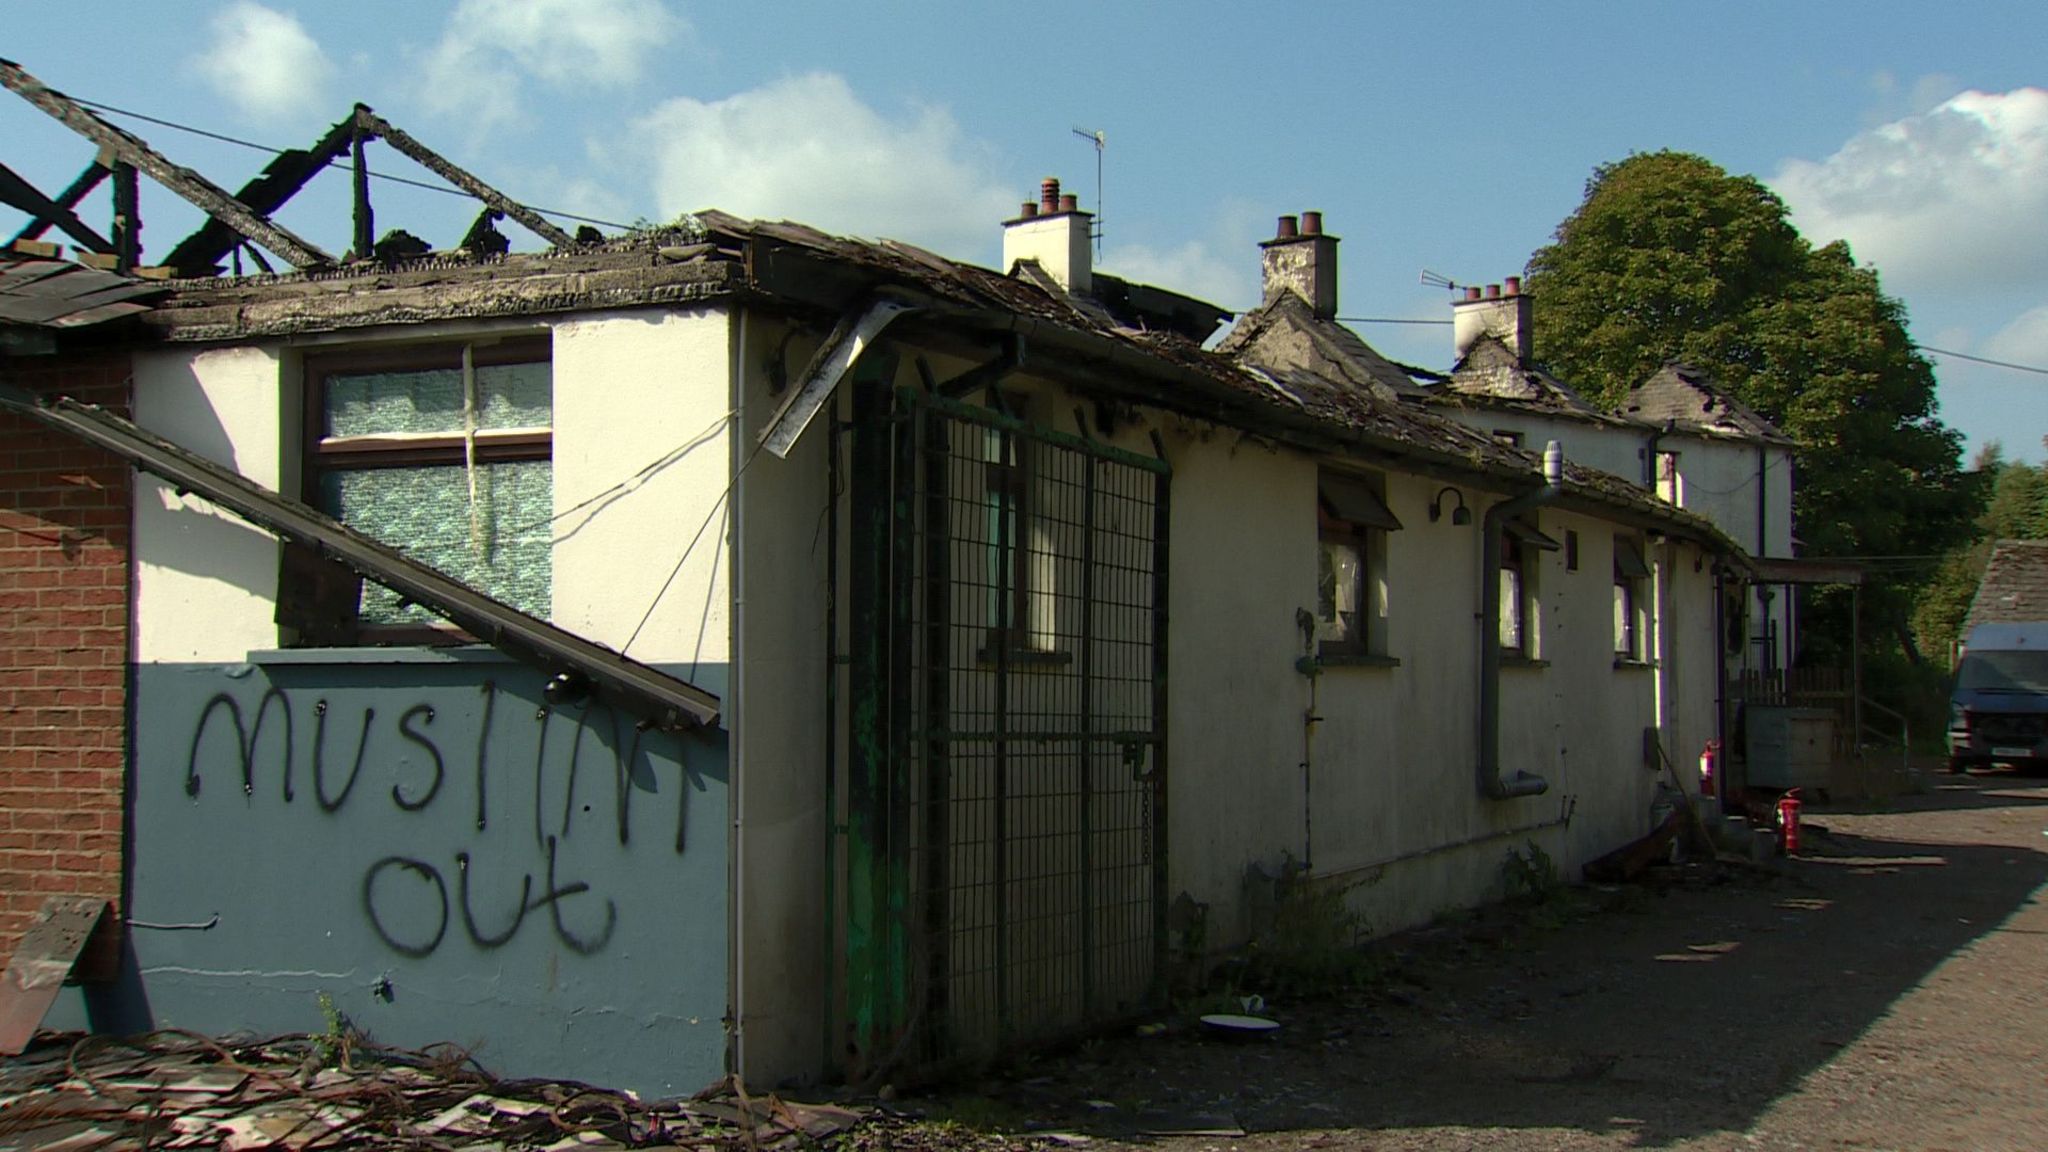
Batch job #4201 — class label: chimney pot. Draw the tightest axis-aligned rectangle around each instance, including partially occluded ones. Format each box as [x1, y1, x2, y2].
[1301, 210, 1323, 236]
[1005, 176, 1091, 295]
[1466, 286, 1484, 301]
[1504, 275, 1522, 296]
[1486, 283, 1501, 299]
[1276, 214, 1299, 239]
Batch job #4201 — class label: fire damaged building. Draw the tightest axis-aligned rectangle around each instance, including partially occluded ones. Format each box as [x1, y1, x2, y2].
[1, 59, 1761, 1093]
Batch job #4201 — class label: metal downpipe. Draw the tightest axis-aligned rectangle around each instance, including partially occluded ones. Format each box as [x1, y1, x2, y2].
[1479, 441, 1564, 800]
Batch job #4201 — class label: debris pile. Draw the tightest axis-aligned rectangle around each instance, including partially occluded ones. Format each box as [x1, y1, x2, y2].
[0, 1031, 862, 1151]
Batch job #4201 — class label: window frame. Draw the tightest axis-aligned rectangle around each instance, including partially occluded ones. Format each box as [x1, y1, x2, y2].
[1499, 516, 1556, 662]
[1314, 470, 1399, 661]
[976, 394, 1066, 665]
[1613, 535, 1652, 664]
[1500, 531, 1529, 657]
[297, 336, 554, 645]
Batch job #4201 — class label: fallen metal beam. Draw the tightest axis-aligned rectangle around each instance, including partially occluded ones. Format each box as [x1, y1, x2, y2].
[0, 161, 113, 254]
[6, 159, 107, 247]
[355, 109, 576, 249]
[0, 58, 336, 270]
[163, 110, 359, 276]
[0, 381, 720, 730]
[758, 296, 917, 458]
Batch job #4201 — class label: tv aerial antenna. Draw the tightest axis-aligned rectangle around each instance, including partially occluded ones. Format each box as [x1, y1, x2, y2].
[1419, 268, 1466, 293]
[1072, 126, 1105, 260]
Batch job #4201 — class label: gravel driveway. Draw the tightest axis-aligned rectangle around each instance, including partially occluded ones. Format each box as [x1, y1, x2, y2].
[910, 769, 2048, 1151]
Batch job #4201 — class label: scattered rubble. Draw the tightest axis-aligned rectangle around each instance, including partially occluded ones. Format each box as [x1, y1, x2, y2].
[0, 1031, 864, 1151]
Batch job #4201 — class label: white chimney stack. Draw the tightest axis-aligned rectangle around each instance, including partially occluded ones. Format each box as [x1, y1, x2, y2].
[1003, 176, 1092, 295]
[1452, 276, 1533, 365]
[1258, 211, 1339, 318]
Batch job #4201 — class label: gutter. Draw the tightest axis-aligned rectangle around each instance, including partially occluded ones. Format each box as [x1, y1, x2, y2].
[0, 380, 721, 732]
[1478, 440, 1564, 800]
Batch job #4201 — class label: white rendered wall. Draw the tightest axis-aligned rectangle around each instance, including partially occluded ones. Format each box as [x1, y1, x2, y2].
[729, 314, 833, 1085]
[551, 309, 733, 665]
[133, 344, 289, 663]
[1438, 408, 1647, 487]
[1144, 418, 1700, 945]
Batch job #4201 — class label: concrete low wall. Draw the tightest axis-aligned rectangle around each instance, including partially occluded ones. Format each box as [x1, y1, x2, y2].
[124, 654, 729, 1096]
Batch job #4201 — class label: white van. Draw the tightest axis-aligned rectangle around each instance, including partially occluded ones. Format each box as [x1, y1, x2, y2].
[1947, 622, 2048, 774]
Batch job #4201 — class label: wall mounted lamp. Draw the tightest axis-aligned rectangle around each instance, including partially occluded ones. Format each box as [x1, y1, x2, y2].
[1429, 486, 1471, 525]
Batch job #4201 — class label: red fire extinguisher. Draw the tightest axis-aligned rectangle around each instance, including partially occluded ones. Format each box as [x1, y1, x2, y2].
[1699, 739, 1720, 798]
[1776, 788, 1804, 855]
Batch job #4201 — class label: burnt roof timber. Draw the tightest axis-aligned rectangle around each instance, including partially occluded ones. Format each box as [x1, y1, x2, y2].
[354, 109, 576, 250]
[0, 161, 114, 255]
[134, 218, 1745, 556]
[0, 379, 721, 730]
[0, 58, 336, 270]
[908, 302, 1741, 553]
[142, 257, 737, 342]
[7, 159, 108, 248]
[163, 111, 361, 277]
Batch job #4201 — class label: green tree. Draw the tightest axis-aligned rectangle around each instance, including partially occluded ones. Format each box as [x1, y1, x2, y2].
[1525, 150, 1976, 663]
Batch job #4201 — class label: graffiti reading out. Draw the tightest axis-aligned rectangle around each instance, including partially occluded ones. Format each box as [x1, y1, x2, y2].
[183, 680, 690, 959]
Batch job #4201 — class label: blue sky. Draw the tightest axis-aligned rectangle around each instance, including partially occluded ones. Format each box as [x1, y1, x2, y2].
[6, 1, 2048, 463]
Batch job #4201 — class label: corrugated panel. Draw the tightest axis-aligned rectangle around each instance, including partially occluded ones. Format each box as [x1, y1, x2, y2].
[0, 255, 161, 329]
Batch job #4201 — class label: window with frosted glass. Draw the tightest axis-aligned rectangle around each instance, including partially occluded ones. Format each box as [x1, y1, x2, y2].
[304, 339, 552, 634]
[1315, 470, 1399, 658]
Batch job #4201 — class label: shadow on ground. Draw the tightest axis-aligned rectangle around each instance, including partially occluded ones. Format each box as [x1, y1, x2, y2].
[923, 775, 2048, 1148]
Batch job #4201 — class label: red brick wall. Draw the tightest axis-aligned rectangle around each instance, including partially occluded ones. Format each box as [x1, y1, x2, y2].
[0, 353, 130, 964]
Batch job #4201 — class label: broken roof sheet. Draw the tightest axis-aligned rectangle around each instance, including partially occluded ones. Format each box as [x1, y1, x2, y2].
[0, 254, 162, 330]
[1623, 361, 1791, 444]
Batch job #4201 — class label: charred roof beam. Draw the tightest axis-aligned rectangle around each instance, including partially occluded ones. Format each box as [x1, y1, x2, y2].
[6, 158, 108, 249]
[0, 58, 336, 271]
[0, 161, 113, 255]
[353, 109, 576, 250]
[163, 110, 360, 277]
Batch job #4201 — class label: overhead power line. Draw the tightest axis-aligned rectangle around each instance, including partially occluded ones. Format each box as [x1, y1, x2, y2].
[38, 97, 2048, 382]
[67, 97, 633, 231]
[1916, 345, 2048, 378]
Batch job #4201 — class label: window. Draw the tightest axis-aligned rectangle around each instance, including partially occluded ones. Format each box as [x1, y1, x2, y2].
[1499, 517, 1558, 659]
[981, 402, 1058, 658]
[1315, 470, 1400, 658]
[1614, 536, 1651, 662]
[1656, 450, 1684, 506]
[300, 338, 553, 641]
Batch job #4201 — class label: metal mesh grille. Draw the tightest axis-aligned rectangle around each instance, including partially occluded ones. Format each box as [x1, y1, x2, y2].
[900, 391, 1167, 1065]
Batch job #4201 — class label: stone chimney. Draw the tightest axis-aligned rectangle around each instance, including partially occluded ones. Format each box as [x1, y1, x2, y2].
[1259, 211, 1338, 318]
[1003, 176, 1092, 295]
[1452, 276, 1533, 365]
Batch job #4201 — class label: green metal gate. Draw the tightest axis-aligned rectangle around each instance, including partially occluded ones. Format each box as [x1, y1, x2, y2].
[836, 378, 1169, 1078]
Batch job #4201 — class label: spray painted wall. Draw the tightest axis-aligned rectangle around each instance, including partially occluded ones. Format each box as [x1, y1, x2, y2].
[125, 309, 736, 1094]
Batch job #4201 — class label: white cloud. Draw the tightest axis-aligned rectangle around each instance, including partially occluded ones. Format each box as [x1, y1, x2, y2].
[1774, 88, 2048, 294]
[417, 0, 682, 134]
[616, 73, 1016, 256]
[1985, 303, 2048, 366]
[1100, 240, 1252, 313]
[189, 2, 335, 124]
